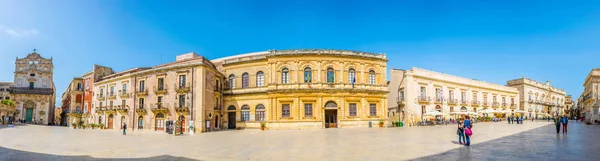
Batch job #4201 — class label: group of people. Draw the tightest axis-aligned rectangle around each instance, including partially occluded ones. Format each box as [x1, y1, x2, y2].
[554, 116, 569, 134]
[456, 116, 473, 146]
[508, 115, 524, 124]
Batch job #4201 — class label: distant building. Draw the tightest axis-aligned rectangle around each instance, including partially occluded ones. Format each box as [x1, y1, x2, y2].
[10, 51, 56, 125]
[507, 78, 567, 119]
[0, 82, 15, 124]
[389, 68, 519, 124]
[578, 68, 600, 123]
[0, 82, 12, 100]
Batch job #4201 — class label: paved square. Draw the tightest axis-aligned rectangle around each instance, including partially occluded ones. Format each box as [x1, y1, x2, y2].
[1, 121, 598, 160]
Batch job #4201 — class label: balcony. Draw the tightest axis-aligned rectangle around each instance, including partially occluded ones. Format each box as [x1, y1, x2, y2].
[471, 101, 480, 106]
[460, 100, 468, 106]
[151, 103, 169, 114]
[9, 87, 54, 95]
[492, 102, 500, 108]
[97, 94, 106, 101]
[175, 103, 190, 114]
[447, 99, 458, 105]
[107, 93, 117, 100]
[135, 105, 147, 115]
[397, 97, 405, 107]
[119, 91, 130, 98]
[154, 85, 168, 95]
[510, 104, 517, 109]
[417, 96, 431, 104]
[136, 89, 148, 96]
[176, 83, 191, 94]
[482, 102, 489, 107]
[116, 105, 129, 114]
[434, 97, 444, 104]
[502, 103, 507, 107]
[528, 99, 533, 103]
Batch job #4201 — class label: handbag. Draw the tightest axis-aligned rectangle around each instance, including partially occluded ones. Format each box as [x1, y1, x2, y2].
[464, 128, 473, 136]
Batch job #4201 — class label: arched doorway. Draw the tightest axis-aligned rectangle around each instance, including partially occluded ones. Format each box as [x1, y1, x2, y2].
[215, 115, 219, 129]
[155, 113, 165, 131]
[138, 116, 144, 129]
[227, 105, 236, 129]
[24, 101, 35, 123]
[435, 105, 442, 120]
[108, 114, 114, 129]
[324, 101, 337, 128]
[98, 116, 102, 125]
[120, 116, 125, 129]
[178, 115, 186, 133]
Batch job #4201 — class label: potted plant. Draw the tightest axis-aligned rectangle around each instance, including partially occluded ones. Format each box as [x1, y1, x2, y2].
[99, 123, 105, 129]
[90, 123, 96, 129]
[71, 123, 77, 129]
[82, 124, 87, 129]
[260, 121, 266, 131]
[379, 120, 384, 128]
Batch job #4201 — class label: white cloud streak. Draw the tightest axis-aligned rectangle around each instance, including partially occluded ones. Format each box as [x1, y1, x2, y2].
[0, 25, 40, 37]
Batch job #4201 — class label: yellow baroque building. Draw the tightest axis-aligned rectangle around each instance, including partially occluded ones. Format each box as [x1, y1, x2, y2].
[215, 50, 389, 129]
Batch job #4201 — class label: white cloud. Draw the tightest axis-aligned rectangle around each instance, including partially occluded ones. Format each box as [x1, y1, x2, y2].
[0, 25, 40, 37]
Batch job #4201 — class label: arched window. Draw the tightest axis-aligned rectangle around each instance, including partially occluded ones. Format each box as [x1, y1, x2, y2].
[369, 70, 376, 85]
[304, 67, 312, 83]
[327, 68, 334, 83]
[227, 105, 236, 111]
[281, 68, 289, 84]
[256, 104, 265, 121]
[256, 71, 264, 87]
[348, 68, 356, 84]
[241, 105, 250, 122]
[242, 73, 249, 88]
[138, 116, 144, 129]
[228, 75, 235, 89]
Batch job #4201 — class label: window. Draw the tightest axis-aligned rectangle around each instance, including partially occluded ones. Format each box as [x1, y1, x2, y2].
[109, 101, 113, 107]
[228, 75, 235, 89]
[77, 83, 82, 90]
[158, 78, 164, 90]
[100, 88, 104, 97]
[241, 105, 250, 122]
[420, 87, 426, 97]
[304, 103, 313, 117]
[370, 104, 377, 116]
[399, 90, 405, 100]
[179, 95, 185, 108]
[502, 97, 506, 104]
[138, 116, 144, 129]
[282, 104, 290, 118]
[139, 81, 145, 92]
[349, 103, 357, 116]
[256, 71, 264, 87]
[435, 88, 442, 100]
[511, 98, 514, 104]
[242, 73, 249, 88]
[281, 68, 289, 84]
[29, 82, 34, 88]
[327, 68, 334, 83]
[348, 68, 356, 83]
[122, 83, 128, 94]
[110, 86, 115, 96]
[369, 70, 376, 85]
[449, 90, 454, 100]
[304, 67, 312, 83]
[179, 75, 187, 87]
[30, 73, 35, 77]
[139, 98, 145, 109]
[99, 102, 103, 108]
[461, 92, 466, 102]
[122, 100, 126, 108]
[157, 96, 163, 108]
[5, 97, 9, 100]
[256, 104, 265, 121]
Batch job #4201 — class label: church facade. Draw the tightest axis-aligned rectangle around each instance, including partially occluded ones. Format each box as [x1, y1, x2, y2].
[10, 51, 56, 125]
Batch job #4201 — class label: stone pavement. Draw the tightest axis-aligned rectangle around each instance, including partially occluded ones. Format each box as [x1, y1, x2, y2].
[0, 121, 597, 160]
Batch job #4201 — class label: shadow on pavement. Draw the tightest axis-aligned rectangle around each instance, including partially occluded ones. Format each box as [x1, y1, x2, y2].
[0, 146, 199, 161]
[413, 122, 600, 161]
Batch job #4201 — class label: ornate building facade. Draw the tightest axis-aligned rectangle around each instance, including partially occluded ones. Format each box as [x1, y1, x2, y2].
[10, 51, 56, 125]
[389, 68, 520, 124]
[85, 50, 388, 132]
[216, 50, 388, 129]
[59, 78, 84, 126]
[92, 53, 223, 133]
[578, 68, 600, 123]
[507, 78, 566, 119]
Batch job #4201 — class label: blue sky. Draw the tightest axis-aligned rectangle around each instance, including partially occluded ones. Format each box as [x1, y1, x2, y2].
[1, 0, 599, 105]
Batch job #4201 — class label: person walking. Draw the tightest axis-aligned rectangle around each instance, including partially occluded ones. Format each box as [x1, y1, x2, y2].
[554, 117, 561, 134]
[562, 116, 568, 134]
[122, 123, 127, 135]
[457, 119, 465, 145]
[464, 116, 472, 146]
